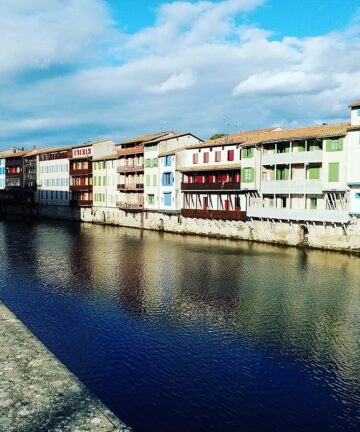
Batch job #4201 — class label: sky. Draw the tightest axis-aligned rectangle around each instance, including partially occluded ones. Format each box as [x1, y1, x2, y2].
[1, 0, 360, 149]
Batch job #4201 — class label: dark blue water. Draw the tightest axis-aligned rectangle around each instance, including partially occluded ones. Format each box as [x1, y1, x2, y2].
[0, 219, 360, 431]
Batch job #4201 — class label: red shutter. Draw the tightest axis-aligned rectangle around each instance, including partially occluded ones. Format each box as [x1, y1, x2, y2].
[227, 150, 234, 161]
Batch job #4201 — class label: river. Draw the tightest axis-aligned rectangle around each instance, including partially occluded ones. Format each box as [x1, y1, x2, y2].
[0, 219, 359, 431]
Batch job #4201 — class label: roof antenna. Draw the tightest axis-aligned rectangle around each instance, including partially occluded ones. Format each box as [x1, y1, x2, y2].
[223, 119, 240, 143]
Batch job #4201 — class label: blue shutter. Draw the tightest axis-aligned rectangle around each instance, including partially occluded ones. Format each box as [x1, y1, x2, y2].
[170, 173, 174, 186]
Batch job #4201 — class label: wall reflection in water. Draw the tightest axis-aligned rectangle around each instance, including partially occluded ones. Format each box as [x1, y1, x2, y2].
[0, 220, 360, 431]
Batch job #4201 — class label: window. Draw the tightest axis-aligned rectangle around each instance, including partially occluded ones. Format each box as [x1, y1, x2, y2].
[357, 109, 360, 116]
[326, 138, 343, 152]
[276, 166, 289, 180]
[215, 151, 221, 162]
[153, 158, 158, 167]
[148, 194, 155, 204]
[146, 175, 150, 186]
[192, 153, 198, 164]
[355, 193, 360, 199]
[310, 197, 317, 210]
[227, 149, 234, 161]
[328, 162, 339, 182]
[145, 158, 151, 167]
[162, 172, 174, 186]
[308, 165, 320, 180]
[242, 167, 254, 183]
[243, 147, 254, 158]
[153, 174, 157, 186]
[163, 192, 172, 206]
[203, 152, 209, 163]
[164, 156, 172, 166]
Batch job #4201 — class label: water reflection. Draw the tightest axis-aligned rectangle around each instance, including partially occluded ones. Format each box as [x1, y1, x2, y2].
[0, 220, 360, 431]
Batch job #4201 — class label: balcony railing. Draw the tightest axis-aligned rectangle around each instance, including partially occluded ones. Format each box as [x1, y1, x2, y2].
[117, 146, 144, 157]
[117, 165, 144, 173]
[181, 208, 247, 221]
[70, 167, 92, 176]
[116, 201, 144, 211]
[261, 179, 322, 194]
[70, 184, 93, 191]
[117, 183, 144, 191]
[247, 206, 350, 223]
[262, 150, 323, 166]
[70, 199, 92, 207]
[181, 181, 241, 191]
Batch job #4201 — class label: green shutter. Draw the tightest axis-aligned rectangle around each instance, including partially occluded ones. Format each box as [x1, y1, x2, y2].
[153, 174, 157, 186]
[145, 159, 151, 167]
[241, 167, 254, 183]
[338, 137, 344, 151]
[284, 167, 289, 180]
[94, 176, 97, 186]
[153, 158, 158, 167]
[326, 139, 332, 152]
[146, 175, 150, 186]
[243, 147, 254, 158]
[309, 166, 320, 180]
[310, 197, 317, 209]
[328, 162, 339, 182]
[298, 143, 305, 152]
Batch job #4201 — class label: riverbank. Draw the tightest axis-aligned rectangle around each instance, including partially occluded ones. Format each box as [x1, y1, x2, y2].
[1, 202, 360, 253]
[0, 301, 130, 432]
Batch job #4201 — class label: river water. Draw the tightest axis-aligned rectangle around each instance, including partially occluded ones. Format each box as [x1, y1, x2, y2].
[0, 219, 360, 431]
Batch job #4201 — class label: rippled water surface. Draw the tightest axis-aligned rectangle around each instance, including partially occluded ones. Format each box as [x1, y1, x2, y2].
[1, 220, 360, 431]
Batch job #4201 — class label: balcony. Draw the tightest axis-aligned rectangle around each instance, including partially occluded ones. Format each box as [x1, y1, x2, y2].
[117, 146, 144, 157]
[262, 150, 323, 166]
[261, 179, 322, 194]
[181, 181, 241, 191]
[70, 199, 92, 207]
[117, 165, 144, 173]
[247, 207, 350, 223]
[70, 184, 93, 191]
[70, 167, 92, 176]
[117, 183, 144, 192]
[116, 201, 144, 211]
[181, 208, 247, 221]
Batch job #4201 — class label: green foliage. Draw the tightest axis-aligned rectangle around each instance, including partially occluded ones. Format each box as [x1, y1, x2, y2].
[209, 133, 227, 140]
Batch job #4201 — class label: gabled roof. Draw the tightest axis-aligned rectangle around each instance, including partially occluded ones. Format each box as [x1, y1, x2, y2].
[144, 132, 203, 145]
[71, 139, 113, 149]
[118, 132, 171, 146]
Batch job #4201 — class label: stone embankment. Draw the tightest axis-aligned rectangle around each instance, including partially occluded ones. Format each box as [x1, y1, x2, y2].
[1, 203, 360, 253]
[0, 301, 131, 432]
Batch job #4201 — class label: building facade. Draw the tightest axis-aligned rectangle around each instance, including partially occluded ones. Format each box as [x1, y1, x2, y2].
[179, 140, 246, 220]
[38, 147, 71, 206]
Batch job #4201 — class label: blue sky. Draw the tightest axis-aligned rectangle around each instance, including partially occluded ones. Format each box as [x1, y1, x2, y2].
[0, 0, 360, 149]
[109, 0, 360, 37]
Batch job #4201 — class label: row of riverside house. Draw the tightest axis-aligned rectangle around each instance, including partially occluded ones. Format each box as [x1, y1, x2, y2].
[0, 100, 360, 227]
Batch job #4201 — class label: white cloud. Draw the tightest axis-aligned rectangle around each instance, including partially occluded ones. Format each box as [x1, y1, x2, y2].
[233, 71, 334, 96]
[149, 69, 197, 94]
[0, 0, 360, 149]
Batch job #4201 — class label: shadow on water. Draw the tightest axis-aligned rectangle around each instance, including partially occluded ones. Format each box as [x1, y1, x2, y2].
[1, 220, 360, 431]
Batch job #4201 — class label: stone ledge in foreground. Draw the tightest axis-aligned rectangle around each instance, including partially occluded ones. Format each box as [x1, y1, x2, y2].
[0, 301, 131, 432]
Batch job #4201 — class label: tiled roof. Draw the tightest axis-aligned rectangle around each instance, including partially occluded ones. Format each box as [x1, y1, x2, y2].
[240, 123, 349, 146]
[350, 99, 360, 108]
[0, 149, 29, 158]
[71, 139, 113, 149]
[189, 123, 348, 149]
[189, 128, 282, 149]
[118, 132, 171, 146]
[144, 132, 203, 145]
